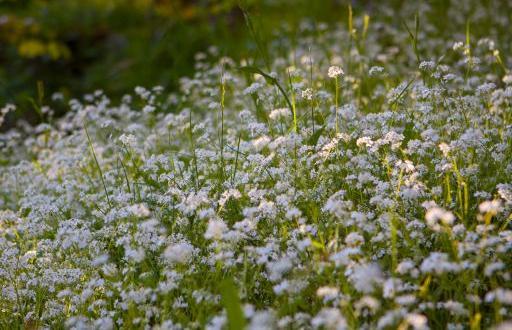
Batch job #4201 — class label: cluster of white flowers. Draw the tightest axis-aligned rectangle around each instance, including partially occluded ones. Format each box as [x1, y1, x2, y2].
[1, 0, 512, 328]
[328, 66, 344, 78]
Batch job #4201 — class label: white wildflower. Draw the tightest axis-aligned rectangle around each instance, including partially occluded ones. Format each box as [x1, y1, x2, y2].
[204, 218, 228, 240]
[328, 66, 344, 78]
[478, 200, 502, 216]
[164, 242, 194, 264]
[311, 308, 347, 330]
[349, 263, 383, 294]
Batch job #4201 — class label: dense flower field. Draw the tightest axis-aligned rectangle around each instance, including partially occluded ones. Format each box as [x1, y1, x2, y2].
[1, 1, 512, 329]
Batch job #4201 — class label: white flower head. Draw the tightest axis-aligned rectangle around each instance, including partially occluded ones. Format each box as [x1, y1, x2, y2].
[311, 307, 347, 330]
[269, 108, 291, 120]
[349, 263, 383, 294]
[478, 200, 502, 216]
[128, 203, 151, 218]
[328, 66, 345, 78]
[164, 241, 195, 264]
[316, 286, 340, 302]
[204, 218, 228, 240]
[119, 133, 137, 148]
[452, 41, 464, 51]
[438, 143, 451, 157]
[345, 232, 365, 247]
[425, 206, 455, 231]
[503, 74, 512, 85]
[405, 313, 428, 330]
[301, 88, 314, 100]
[369, 66, 384, 76]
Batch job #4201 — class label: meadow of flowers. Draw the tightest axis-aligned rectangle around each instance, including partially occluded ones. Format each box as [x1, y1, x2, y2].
[1, 1, 512, 329]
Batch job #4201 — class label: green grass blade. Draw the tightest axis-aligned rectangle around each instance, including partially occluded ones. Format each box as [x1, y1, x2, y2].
[84, 123, 112, 209]
[220, 278, 246, 330]
[238, 66, 294, 115]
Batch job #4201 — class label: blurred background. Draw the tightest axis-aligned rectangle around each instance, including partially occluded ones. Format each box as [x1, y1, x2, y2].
[0, 0, 351, 128]
[0, 0, 510, 128]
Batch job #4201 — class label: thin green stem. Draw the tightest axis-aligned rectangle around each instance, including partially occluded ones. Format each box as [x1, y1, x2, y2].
[220, 70, 226, 181]
[335, 77, 339, 134]
[84, 123, 112, 209]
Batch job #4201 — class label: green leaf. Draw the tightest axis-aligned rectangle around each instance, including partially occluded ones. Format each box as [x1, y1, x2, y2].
[238, 66, 275, 84]
[307, 125, 325, 146]
[220, 278, 246, 330]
